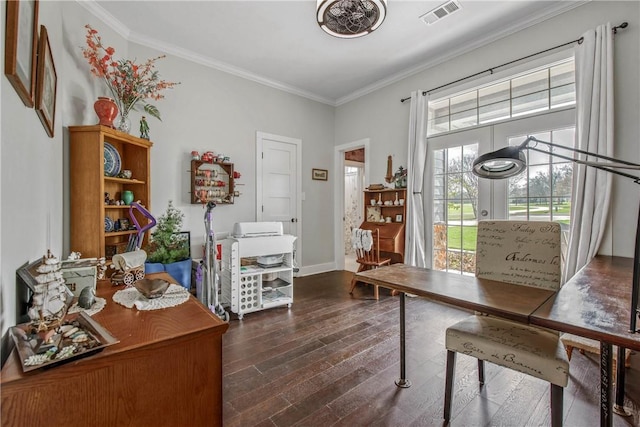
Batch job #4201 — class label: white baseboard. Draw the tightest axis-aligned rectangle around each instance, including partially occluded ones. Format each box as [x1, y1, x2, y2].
[295, 262, 336, 277]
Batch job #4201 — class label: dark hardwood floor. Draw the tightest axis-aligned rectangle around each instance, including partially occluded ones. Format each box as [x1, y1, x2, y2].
[222, 270, 639, 426]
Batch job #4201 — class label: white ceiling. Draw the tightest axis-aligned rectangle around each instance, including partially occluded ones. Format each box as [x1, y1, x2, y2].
[88, 1, 584, 106]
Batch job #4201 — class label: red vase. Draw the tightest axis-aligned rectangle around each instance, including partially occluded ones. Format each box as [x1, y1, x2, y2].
[94, 97, 119, 128]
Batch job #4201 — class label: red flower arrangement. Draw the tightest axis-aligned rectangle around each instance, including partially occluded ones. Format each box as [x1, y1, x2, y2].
[82, 24, 179, 122]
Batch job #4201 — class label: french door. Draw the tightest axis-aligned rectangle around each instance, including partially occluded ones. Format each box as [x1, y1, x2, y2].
[426, 109, 575, 274]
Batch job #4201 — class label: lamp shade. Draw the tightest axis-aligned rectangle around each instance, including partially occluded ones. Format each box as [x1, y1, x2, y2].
[472, 146, 527, 179]
[317, 0, 387, 38]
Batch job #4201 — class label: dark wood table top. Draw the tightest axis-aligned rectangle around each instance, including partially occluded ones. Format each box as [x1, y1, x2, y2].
[1, 272, 229, 382]
[530, 255, 640, 350]
[355, 263, 555, 323]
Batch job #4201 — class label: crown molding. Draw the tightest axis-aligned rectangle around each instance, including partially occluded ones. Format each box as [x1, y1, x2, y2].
[335, 0, 589, 106]
[76, 0, 130, 40]
[128, 31, 337, 106]
[77, 0, 336, 106]
[78, 0, 587, 108]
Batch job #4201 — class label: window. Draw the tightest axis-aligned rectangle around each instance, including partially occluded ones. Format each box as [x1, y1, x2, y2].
[507, 128, 575, 223]
[427, 109, 575, 275]
[427, 59, 575, 137]
[433, 143, 479, 274]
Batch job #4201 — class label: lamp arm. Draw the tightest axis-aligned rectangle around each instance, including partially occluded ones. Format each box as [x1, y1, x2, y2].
[526, 136, 640, 169]
[526, 146, 640, 183]
[526, 137, 640, 332]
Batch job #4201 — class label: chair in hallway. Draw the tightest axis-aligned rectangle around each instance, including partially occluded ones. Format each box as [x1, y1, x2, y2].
[349, 228, 391, 300]
[444, 220, 569, 427]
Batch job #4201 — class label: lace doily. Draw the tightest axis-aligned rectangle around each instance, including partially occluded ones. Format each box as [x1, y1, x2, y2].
[67, 297, 107, 316]
[112, 284, 190, 310]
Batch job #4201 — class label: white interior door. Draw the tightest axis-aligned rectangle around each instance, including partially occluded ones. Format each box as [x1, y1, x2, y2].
[256, 132, 302, 267]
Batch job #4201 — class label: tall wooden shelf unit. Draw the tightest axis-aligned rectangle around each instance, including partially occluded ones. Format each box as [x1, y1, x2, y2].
[69, 125, 152, 259]
[360, 188, 407, 264]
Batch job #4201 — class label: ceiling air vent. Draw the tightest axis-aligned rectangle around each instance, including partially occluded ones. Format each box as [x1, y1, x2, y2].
[420, 0, 461, 25]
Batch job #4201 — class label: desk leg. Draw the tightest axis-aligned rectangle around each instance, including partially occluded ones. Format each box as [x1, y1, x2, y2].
[600, 342, 613, 427]
[395, 292, 411, 388]
[613, 346, 632, 417]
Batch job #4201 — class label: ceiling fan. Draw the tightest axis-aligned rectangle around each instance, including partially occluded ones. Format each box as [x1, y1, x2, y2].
[316, 0, 387, 39]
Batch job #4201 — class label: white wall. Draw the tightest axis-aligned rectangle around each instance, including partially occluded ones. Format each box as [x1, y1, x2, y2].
[1, 0, 64, 345]
[1, 1, 335, 343]
[335, 1, 640, 259]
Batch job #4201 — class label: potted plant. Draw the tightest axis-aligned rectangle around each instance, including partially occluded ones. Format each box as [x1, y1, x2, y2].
[144, 201, 191, 289]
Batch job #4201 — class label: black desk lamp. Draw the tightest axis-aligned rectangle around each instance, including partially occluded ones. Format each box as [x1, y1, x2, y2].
[472, 135, 640, 333]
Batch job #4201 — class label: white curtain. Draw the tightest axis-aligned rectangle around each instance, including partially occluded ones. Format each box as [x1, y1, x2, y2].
[405, 91, 430, 267]
[563, 23, 614, 281]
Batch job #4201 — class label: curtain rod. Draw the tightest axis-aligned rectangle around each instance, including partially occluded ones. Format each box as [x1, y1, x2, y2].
[400, 21, 629, 103]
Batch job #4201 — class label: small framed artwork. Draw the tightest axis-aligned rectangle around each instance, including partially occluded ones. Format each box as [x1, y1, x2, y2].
[395, 214, 403, 223]
[35, 25, 57, 138]
[4, 0, 39, 107]
[366, 206, 382, 222]
[312, 168, 328, 181]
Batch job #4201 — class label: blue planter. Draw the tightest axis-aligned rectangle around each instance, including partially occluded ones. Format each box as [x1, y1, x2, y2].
[145, 258, 191, 290]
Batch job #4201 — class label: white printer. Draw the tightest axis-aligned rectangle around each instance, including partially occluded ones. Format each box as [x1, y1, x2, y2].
[232, 222, 283, 238]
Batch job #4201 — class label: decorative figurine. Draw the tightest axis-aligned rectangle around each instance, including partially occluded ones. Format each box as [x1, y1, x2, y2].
[139, 116, 150, 140]
[393, 166, 407, 189]
[201, 151, 215, 163]
[28, 250, 73, 332]
[110, 250, 147, 286]
[78, 286, 96, 309]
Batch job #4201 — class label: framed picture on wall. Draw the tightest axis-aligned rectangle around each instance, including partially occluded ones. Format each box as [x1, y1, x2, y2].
[35, 25, 57, 138]
[312, 168, 328, 181]
[4, 0, 39, 107]
[395, 214, 403, 223]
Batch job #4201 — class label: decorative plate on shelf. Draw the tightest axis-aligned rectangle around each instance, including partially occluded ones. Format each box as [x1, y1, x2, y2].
[104, 142, 121, 177]
[104, 217, 114, 232]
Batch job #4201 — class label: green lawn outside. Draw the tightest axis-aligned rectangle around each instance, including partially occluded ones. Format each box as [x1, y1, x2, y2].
[508, 203, 572, 215]
[447, 203, 477, 220]
[447, 203, 571, 217]
[447, 226, 477, 251]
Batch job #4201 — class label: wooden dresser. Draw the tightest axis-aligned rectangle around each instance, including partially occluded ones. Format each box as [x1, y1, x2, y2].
[1, 273, 229, 427]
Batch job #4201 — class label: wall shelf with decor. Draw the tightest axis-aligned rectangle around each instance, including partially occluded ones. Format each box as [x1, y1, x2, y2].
[69, 125, 152, 260]
[190, 160, 237, 205]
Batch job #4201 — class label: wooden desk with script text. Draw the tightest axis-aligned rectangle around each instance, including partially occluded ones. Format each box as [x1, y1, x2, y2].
[355, 258, 640, 427]
[1, 273, 229, 427]
[531, 256, 640, 426]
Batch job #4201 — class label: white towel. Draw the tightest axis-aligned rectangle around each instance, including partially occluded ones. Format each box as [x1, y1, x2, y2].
[352, 228, 362, 249]
[361, 230, 373, 251]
